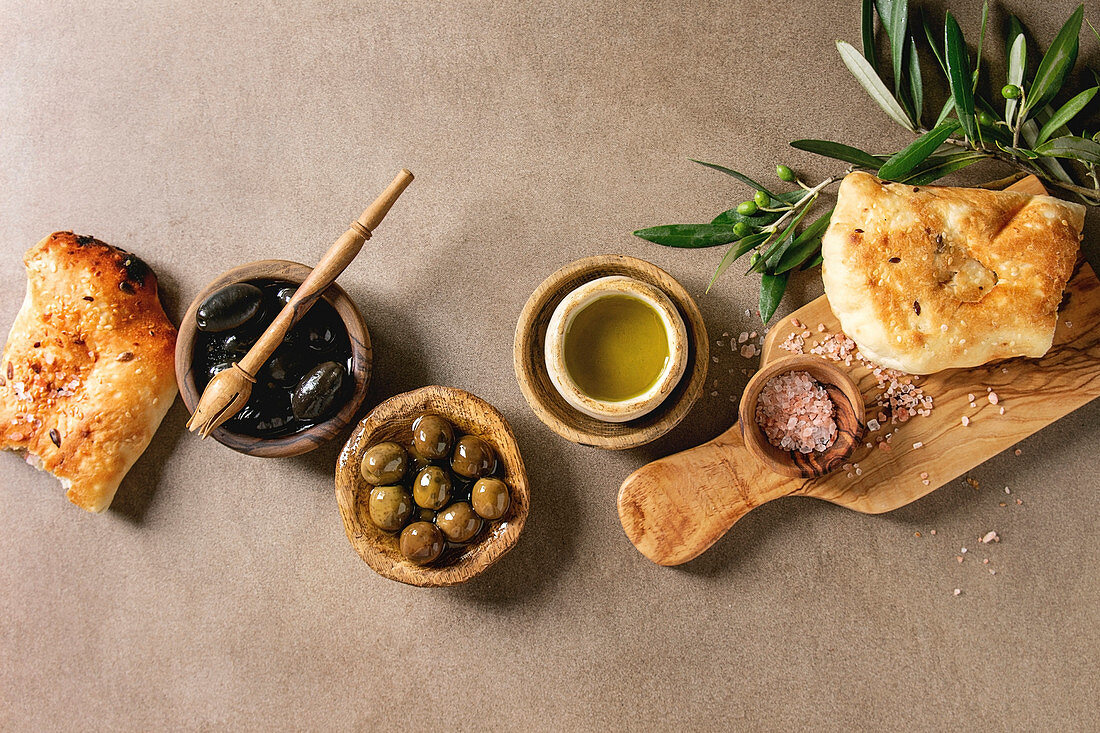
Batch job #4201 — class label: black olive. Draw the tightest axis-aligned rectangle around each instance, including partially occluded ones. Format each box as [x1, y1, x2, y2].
[275, 286, 297, 306]
[291, 361, 347, 421]
[196, 283, 264, 333]
[305, 323, 339, 351]
[221, 331, 255, 356]
[207, 361, 232, 381]
[261, 346, 303, 386]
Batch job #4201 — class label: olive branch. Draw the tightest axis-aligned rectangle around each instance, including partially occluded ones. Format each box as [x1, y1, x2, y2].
[636, 1, 1100, 323]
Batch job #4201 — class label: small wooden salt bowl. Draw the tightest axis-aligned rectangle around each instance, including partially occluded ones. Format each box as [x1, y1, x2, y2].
[514, 255, 709, 450]
[334, 386, 530, 587]
[176, 259, 372, 457]
[739, 355, 865, 478]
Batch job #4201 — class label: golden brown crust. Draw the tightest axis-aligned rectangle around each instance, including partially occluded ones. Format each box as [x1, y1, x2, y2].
[821, 172, 1084, 374]
[0, 232, 177, 512]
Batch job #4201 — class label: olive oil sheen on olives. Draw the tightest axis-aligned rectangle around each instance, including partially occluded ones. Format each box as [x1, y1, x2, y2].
[563, 294, 669, 402]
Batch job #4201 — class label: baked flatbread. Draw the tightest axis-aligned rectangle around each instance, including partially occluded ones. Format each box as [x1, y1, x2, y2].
[0, 232, 177, 512]
[821, 172, 1084, 374]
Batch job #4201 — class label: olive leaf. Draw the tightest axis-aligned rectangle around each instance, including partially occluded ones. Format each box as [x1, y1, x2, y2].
[995, 143, 1039, 160]
[972, 0, 989, 93]
[758, 273, 789, 325]
[922, 10, 948, 77]
[706, 233, 769, 294]
[1005, 32, 1026, 124]
[775, 208, 834, 274]
[789, 139, 884, 168]
[1036, 87, 1098, 145]
[1033, 135, 1100, 165]
[878, 119, 961, 180]
[836, 41, 916, 131]
[689, 159, 780, 199]
[875, 0, 909, 103]
[633, 224, 741, 249]
[751, 194, 818, 273]
[861, 0, 878, 72]
[1025, 5, 1083, 115]
[907, 35, 923, 125]
[944, 12, 977, 142]
[711, 208, 783, 228]
[902, 151, 988, 185]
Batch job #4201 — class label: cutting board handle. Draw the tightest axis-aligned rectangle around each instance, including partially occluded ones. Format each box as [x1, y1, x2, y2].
[617, 424, 793, 566]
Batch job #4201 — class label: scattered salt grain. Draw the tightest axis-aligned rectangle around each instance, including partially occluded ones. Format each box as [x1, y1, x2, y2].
[912, 441, 923, 449]
[1014, 448, 1021, 456]
[867, 418, 881, 431]
[999, 407, 1005, 415]
[981, 531, 999, 544]
[740, 345, 755, 359]
[967, 393, 975, 402]
[1004, 487, 1011, 494]
[930, 529, 936, 535]
[961, 415, 970, 426]
[953, 589, 961, 596]
[738, 332, 749, 344]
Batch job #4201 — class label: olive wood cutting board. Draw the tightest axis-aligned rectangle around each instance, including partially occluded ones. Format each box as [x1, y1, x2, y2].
[618, 176, 1100, 566]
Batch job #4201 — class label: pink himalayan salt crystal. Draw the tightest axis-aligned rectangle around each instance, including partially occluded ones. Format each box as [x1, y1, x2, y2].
[755, 370, 838, 453]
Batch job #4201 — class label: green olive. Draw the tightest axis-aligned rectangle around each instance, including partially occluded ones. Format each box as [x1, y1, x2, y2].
[412, 414, 455, 460]
[977, 111, 994, 126]
[416, 507, 437, 523]
[776, 164, 795, 182]
[406, 442, 433, 472]
[451, 435, 496, 479]
[753, 190, 770, 208]
[413, 466, 452, 510]
[360, 441, 408, 485]
[368, 485, 413, 531]
[400, 521, 444, 564]
[736, 201, 757, 216]
[435, 502, 483, 543]
[471, 477, 510, 520]
[732, 221, 752, 238]
[1001, 84, 1021, 99]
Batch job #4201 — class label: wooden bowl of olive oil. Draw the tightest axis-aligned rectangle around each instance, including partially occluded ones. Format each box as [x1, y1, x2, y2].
[513, 255, 708, 450]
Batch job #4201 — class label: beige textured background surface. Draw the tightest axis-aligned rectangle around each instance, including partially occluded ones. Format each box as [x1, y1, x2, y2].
[2, 1, 1098, 729]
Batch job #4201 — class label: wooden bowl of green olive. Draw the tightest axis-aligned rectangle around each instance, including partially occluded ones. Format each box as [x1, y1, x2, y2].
[335, 385, 530, 587]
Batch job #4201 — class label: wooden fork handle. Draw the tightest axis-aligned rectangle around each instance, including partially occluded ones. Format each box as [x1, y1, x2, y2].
[617, 423, 793, 566]
[237, 170, 414, 376]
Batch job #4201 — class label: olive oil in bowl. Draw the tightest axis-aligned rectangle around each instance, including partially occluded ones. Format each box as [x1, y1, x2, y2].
[563, 295, 670, 402]
[543, 275, 689, 423]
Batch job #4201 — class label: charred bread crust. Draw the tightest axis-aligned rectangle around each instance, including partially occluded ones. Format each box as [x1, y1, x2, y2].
[0, 232, 178, 512]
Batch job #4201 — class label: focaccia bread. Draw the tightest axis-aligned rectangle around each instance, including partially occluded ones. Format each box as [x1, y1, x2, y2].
[821, 172, 1084, 374]
[0, 232, 177, 512]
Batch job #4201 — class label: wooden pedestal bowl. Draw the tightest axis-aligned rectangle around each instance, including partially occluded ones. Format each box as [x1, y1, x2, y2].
[739, 355, 865, 478]
[334, 386, 530, 587]
[514, 255, 709, 450]
[176, 259, 372, 457]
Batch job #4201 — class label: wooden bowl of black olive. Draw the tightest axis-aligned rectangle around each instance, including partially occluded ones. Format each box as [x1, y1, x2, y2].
[175, 259, 372, 457]
[335, 386, 529, 587]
